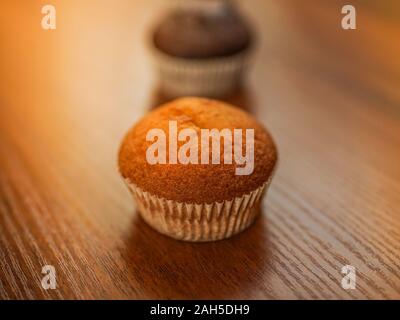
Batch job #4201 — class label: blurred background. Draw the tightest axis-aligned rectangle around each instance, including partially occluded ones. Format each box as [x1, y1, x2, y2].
[0, 0, 400, 299]
[1, 0, 399, 136]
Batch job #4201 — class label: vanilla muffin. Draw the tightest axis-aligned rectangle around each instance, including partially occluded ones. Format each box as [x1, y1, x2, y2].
[118, 98, 277, 241]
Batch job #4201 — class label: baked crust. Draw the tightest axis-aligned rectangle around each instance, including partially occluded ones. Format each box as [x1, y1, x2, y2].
[118, 98, 277, 204]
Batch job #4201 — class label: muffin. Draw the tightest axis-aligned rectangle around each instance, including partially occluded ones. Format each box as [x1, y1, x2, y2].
[150, 0, 254, 98]
[118, 98, 277, 241]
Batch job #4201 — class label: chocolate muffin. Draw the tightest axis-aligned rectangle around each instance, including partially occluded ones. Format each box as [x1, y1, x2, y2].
[149, 0, 255, 98]
[153, 2, 252, 59]
[119, 97, 277, 241]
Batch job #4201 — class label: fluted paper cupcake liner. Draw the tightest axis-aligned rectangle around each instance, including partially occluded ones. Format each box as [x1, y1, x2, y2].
[124, 177, 271, 242]
[150, 46, 251, 98]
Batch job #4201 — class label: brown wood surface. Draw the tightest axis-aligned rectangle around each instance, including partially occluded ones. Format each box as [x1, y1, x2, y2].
[1, 0, 400, 299]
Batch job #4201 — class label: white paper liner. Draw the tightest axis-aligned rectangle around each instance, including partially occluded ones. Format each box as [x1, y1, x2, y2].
[150, 46, 251, 98]
[124, 177, 271, 242]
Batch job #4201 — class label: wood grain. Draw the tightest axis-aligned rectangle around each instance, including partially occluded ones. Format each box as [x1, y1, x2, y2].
[0, 0, 399, 299]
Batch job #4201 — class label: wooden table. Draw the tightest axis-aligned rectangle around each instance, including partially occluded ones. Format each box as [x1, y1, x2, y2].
[1, 0, 399, 299]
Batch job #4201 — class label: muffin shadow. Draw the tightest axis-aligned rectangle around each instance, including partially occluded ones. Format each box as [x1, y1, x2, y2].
[121, 210, 271, 299]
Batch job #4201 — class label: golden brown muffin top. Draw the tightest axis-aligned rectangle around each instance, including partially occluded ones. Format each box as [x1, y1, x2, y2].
[118, 98, 277, 204]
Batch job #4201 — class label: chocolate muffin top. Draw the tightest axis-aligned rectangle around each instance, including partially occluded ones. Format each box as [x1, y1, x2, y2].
[118, 98, 277, 204]
[152, 1, 253, 59]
